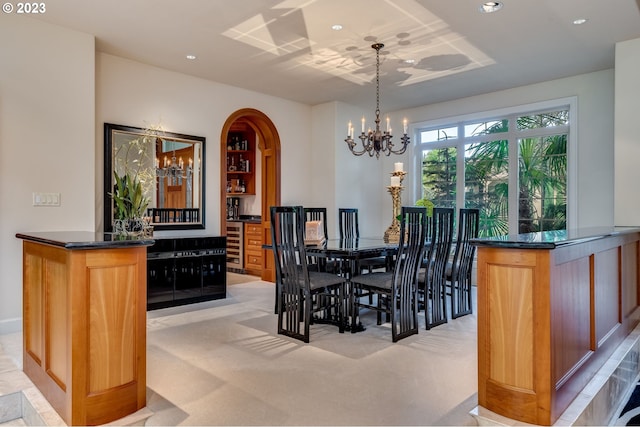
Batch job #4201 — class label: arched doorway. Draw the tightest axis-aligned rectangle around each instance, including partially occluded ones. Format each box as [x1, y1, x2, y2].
[220, 108, 280, 282]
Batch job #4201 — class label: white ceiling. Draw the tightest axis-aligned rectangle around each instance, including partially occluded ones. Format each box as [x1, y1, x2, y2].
[31, 0, 640, 111]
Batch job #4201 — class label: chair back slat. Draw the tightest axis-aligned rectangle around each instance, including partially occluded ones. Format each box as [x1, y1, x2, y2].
[450, 208, 479, 318]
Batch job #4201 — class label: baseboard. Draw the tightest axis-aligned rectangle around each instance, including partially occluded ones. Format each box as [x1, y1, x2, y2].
[0, 317, 22, 335]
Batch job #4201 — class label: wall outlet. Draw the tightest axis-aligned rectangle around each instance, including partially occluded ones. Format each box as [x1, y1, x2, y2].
[33, 192, 61, 207]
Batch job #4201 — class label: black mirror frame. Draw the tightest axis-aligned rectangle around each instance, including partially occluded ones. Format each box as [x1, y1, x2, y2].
[104, 122, 206, 232]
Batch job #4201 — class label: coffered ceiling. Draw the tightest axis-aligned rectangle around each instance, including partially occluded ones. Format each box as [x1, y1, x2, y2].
[30, 0, 640, 111]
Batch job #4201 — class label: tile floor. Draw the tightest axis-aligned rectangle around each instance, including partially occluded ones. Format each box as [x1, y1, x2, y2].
[0, 274, 479, 426]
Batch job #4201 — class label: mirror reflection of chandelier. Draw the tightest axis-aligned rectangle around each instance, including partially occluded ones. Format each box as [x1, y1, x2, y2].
[345, 43, 410, 159]
[155, 150, 194, 208]
[156, 153, 192, 186]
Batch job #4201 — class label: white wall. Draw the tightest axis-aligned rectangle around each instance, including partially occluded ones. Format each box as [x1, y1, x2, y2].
[0, 16, 633, 331]
[394, 69, 616, 229]
[615, 38, 640, 226]
[96, 53, 314, 236]
[334, 103, 388, 238]
[0, 16, 95, 333]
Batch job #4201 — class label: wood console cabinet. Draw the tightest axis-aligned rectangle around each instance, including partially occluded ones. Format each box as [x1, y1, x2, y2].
[244, 222, 263, 276]
[147, 236, 226, 310]
[16, 231, 153, 426]
[474, 227, 640, 425]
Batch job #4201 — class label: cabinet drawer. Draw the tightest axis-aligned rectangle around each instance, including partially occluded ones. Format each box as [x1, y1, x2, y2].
[245, 254, 262, 267]
[245, 223, 261, 235]
[245, 238, 262, 248]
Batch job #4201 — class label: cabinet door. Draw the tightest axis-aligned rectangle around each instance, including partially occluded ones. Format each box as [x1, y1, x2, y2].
[147, 257, 175, 305]
[174, 255, 203, 300]
[202, 254, 226, 297]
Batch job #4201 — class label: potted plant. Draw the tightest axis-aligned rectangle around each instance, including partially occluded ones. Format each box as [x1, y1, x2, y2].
[415, 197, 434, 216]
[110, 171, 152, 236]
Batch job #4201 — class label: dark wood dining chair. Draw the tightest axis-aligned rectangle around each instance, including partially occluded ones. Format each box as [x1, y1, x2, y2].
[419, 207, 455, 329]
[448, 208, 479, 318]
[270, 206, 346, 343]
[338, 208, 359, 239]
[303, 207, 331, 272]
[304, 207, 328, 240]
[350, 206, 428, 342]
[339, 207, 387, 274]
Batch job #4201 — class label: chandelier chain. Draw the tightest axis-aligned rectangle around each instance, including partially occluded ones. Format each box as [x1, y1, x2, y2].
[375, 44, 380, 116]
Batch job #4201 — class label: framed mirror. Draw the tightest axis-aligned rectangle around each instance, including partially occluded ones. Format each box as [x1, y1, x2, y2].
[104, 123, 206, 231]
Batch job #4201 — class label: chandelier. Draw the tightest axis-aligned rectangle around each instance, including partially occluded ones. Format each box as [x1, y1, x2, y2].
[345, 43, 410, 158]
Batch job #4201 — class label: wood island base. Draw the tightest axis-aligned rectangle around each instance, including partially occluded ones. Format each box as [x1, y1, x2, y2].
[17, 232, 152, 426]
[473, 228, 640, 425]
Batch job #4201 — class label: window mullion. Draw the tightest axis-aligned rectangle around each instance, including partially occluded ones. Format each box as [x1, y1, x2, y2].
[457, 123, 465, 211]
[508, 114, 519, 235]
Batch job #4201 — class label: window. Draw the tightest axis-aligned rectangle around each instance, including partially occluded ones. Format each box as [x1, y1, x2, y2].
[417, 104, 570, 237]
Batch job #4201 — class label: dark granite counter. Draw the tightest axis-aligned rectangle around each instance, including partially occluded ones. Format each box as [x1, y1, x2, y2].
[16, 231, 154, 250]
[471, 226, 640, 249]
[228, 215, 261, 224]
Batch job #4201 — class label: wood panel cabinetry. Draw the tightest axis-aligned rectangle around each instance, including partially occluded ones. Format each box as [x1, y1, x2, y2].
[476, 230, 640, 425]
[17, 233, 152, 426]
[244, 222, 263, 276]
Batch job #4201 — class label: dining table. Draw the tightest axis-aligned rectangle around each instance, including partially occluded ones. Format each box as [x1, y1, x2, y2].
[264, 237, 398, 331]
[307, 238, 399, 331]
[305, 237, 397, 277]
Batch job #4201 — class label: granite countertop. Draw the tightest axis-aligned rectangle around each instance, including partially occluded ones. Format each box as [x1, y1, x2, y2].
[471, 226, 640, 249]
[228, 215, 261, 223]
[16, 231, 154, 250]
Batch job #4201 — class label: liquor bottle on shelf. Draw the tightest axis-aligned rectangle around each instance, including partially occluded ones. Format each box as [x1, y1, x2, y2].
[239, 154, 245, 171]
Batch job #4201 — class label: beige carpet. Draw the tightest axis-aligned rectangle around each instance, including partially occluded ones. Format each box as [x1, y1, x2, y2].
[227, 272, 260, 286]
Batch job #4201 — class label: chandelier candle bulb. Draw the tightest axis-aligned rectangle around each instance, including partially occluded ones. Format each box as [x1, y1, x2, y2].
[362, 117, 365, 133]
[394, 162, 404, 172]
[390, 176, 401, 187]
[403, 119, 408, 134]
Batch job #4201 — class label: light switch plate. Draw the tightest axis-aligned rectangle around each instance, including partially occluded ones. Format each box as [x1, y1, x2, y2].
[33, 192, 61, 207]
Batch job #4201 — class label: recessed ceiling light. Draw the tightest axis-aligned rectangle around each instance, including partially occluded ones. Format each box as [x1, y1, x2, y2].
[186, 54, 197, 60]
[573, 18, 588, 25]
[331, 24, 343, 31]
[479, 1, 503, 13]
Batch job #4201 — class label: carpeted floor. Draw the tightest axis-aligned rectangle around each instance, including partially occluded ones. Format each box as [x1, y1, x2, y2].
[0, 273, 479, 426]
[226, 272, 260, 286]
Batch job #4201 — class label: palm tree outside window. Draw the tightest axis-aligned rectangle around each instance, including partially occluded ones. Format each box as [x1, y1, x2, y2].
[418, 107, 569, 237]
